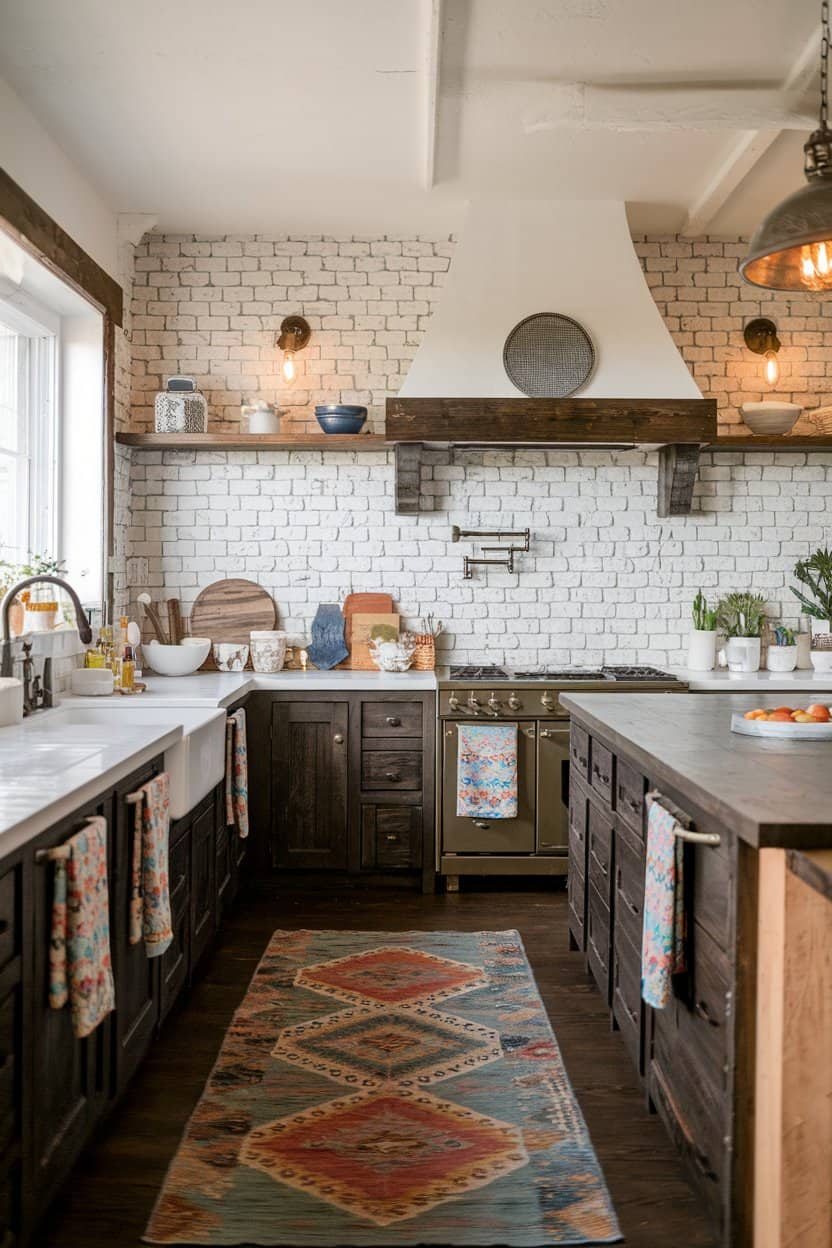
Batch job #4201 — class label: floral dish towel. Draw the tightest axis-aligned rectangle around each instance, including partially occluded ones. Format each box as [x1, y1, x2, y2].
[49, 816, 115, 1038]
[129, 772, 173, 959]
[456, 723, 518, 819]
[641, 793, 687, 1009]
[226, 708, 249, 838]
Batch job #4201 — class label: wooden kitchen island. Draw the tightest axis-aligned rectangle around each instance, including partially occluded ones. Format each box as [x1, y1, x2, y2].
[561, 693, 832, 1248]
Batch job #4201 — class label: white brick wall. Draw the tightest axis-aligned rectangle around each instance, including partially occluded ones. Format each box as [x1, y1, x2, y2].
[118, 231, 832, 666]
[125, 446, 829, 669]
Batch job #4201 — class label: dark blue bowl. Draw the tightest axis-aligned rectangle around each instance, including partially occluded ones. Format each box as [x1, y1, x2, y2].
[315, 405, 368, 435]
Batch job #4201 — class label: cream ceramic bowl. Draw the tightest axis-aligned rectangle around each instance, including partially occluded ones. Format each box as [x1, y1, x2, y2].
[740, 402, 801, 436]
[143, 638, 211, 676]
[213, 642, 249, 672]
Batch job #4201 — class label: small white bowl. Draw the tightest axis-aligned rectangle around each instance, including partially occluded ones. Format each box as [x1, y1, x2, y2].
[142, 639, 211, 676]
[810, 649, 832, 673]
[70, 668, 115, 696]
[740, 402, 801, 436]
[213, 642, 249, 672]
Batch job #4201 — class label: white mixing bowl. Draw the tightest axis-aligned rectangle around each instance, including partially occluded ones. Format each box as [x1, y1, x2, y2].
[142, 638, 211, 676]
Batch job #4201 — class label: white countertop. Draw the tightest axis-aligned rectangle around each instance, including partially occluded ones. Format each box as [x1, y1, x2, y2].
[110, 668, 439, 708]
[673, 667, 832, 692]
[0, 713, 182, 856]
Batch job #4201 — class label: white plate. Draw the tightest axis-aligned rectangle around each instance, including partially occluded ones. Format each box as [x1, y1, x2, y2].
[731, 711, 832, 739]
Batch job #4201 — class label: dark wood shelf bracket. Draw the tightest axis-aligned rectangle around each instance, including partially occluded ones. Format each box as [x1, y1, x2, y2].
[657, 444, 702, 517]
[394, 443, 424, 515]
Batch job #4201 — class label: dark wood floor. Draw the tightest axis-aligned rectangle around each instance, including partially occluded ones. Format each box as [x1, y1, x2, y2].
[35, 882, 718, 1248]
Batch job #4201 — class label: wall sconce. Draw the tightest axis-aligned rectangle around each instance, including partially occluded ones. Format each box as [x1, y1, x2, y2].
[743, 317, 781, 388]
[277, 315, 311, 384]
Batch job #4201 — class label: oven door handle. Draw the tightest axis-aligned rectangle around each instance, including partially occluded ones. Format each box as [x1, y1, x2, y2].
[473, 819, 490, 830]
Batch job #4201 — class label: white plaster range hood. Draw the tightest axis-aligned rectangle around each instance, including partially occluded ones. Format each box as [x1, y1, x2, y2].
[400, 198, 702, 402]
[386, 198, 716, 517]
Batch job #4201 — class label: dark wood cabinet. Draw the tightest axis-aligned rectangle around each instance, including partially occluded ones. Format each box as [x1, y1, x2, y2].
[259, 691, 435, 890]
[159, 820, 190, 1025]
[111, 761, 163, 1095]
[271, 700, 349, 870]
[30, 793, 113, 1216]
[190, 797, 216, 972]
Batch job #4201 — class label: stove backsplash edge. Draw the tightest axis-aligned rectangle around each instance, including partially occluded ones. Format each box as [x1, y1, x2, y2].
[120, 446, 824, 671]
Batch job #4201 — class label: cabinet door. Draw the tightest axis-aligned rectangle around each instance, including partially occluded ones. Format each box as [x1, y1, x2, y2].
[159, 824, 190, 1024]
[537, 724, 570, 853]
[31, 796, 112, 1210]
[190, 800, 216, 971]
[112, 765, 160, 1096]
[272, 701, 349, 870]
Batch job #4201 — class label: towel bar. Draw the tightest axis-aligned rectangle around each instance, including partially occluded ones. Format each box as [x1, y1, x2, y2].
[646, 790, 721, 846]
[125, 790, 145, 805]
[35, 845, 71, 864]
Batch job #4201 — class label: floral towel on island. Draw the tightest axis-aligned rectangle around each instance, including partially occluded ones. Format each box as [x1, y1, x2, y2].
[456, 723, 518, 819]
[129, 772, 173, 959]
[225, 709, 249, 838]
[641, 794, 687, 1009]
[48, 816, 115, 1039]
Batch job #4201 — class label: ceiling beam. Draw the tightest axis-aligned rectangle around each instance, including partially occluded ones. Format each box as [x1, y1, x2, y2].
[423, 0, 442, 189]
[680, 25, 821, 236]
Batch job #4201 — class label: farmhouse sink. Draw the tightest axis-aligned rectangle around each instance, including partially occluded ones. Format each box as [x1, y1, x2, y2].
[35, 705, 227, 819]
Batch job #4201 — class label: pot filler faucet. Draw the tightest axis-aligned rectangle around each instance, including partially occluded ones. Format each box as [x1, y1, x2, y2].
[0, 576, 94, 707]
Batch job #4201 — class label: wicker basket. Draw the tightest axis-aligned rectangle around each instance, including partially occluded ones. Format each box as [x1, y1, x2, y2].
[411, 634, 436, 670]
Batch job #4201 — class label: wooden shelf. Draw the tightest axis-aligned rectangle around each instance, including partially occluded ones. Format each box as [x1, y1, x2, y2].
[115, 432, 390, 451]
[708, 436, 832, 451]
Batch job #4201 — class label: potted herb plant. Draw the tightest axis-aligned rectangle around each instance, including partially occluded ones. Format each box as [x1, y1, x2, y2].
[767, 625, 798, 673]
[688, 590, 718, 671]
[791, 547, 832, 638]
[717, 592, 767, 672]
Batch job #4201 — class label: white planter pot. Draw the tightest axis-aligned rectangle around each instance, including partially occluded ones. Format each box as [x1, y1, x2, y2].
[811, 618, 832, 640]
[688, 629, 717, 671]
[766, 645, 797, 673]
[725, 636, 761, 673]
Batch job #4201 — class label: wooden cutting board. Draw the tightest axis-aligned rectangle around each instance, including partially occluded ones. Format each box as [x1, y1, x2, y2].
[340, 593, 394, 668]
[189, 579, 277, 669]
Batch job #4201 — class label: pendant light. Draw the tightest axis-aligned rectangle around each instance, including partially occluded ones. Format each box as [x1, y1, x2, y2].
[741, 1, 832, 291]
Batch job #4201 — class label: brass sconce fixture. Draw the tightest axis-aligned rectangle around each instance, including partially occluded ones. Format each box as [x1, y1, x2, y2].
[743, 318, 781, 388]
[277, 315, 311, 384]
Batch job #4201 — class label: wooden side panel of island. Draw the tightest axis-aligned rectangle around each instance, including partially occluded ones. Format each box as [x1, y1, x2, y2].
[754, 849, 832, 1248]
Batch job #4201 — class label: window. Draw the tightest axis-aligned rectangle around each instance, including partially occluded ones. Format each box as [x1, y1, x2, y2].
[0, 297, 57, 565]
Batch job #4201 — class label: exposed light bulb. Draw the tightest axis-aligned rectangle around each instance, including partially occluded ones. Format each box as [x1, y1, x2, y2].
[799, 242, 832, 289]
[764, 349, 780, 387]
[282, 350, 296, 384]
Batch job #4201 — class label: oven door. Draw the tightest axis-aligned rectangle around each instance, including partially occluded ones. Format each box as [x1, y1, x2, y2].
[442, 721, 536, 854]
[536, 722, 570, 854]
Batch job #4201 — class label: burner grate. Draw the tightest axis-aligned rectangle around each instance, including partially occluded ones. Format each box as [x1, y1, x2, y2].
[601, 665, 678, 682]
[448, 665, 509, 680]
[512, 670, 609, 681]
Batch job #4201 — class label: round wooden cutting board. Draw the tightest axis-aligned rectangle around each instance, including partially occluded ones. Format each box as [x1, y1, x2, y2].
[189, 579, 277, 666]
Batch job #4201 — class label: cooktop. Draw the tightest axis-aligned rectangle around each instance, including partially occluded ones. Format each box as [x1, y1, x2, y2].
[447, 664, 681, 683]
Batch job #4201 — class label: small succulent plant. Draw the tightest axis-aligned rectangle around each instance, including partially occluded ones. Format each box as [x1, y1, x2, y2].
[772, 625, 796, 647]
[717, 592, 767, 639]
[692, 590, 717, 631]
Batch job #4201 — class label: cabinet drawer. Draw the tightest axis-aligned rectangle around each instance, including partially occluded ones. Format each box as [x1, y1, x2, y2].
[0, 869, 18, 973]
[0, 986, 19, 1151]
[570, 723, 590, 780]
[362, 750, 422, 791]
[361, 805, 421, 870]
[649, 1043, 726, 1226]
[569, 782, 588, 868]
[691, 834, 732, 951]
[589, 740, 614, 806]
[612, 928, 643, 1076]
[588, 802, 613, 901]
[362, 701, 423, 740]
[616, 760, 645, 837]
[567, 864, 586, 952]
[169, 829, 190, 905]
[587, 884, 611, 1003]
[674, 921, 731, 1084]
[614, 828, 645, 952]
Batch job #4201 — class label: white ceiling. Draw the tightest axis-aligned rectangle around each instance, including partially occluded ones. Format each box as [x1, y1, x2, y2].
[0, 0, 822, 237]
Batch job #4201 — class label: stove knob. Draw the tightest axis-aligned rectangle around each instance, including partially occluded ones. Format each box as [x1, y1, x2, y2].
[448, 692, 461, 712]
[508, 693, 521, 711]
[487, 693, 501, 715]
[466, 692, 481, 715]
[541, 691, 555, 711]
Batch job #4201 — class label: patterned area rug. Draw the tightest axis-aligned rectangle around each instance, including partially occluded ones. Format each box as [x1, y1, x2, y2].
[144, 930, 621, 1246]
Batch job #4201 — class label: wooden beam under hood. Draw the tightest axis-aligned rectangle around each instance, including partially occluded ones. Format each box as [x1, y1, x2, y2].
[385, 396, 716, 444]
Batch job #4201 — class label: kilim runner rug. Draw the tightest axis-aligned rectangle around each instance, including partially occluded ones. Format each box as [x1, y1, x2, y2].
[144, 929, 620, 1245]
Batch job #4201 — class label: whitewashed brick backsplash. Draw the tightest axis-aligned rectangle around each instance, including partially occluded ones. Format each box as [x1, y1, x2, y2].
[125, 447, 828, 669]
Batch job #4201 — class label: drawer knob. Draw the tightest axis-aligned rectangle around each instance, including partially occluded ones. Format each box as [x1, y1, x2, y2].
[473, 819, 490, 829]
[385, 834, 399, 842]
[385, 772, 401, 782]
[333, 733, 345, 745]
[385, 716, 401, 727]
[695, 1000, 720, 1028]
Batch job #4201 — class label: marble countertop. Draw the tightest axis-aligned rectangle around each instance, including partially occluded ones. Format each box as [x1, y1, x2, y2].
[673, 667, 832, 691]
[562, 692, 832, 850]
[103, 668, 438, 708]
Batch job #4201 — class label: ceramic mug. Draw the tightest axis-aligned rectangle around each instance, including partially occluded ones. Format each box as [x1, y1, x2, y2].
[213, 642, 249, 672]
[250, 630, 287, 673]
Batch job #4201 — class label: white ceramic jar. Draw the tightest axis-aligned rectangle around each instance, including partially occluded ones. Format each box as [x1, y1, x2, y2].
[250, 630, 287, 673]
[213, 642, 249, 672]
[687, 628, 717, 672]
[766, 645, 797, 673]
[724, 636, 761, 673]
